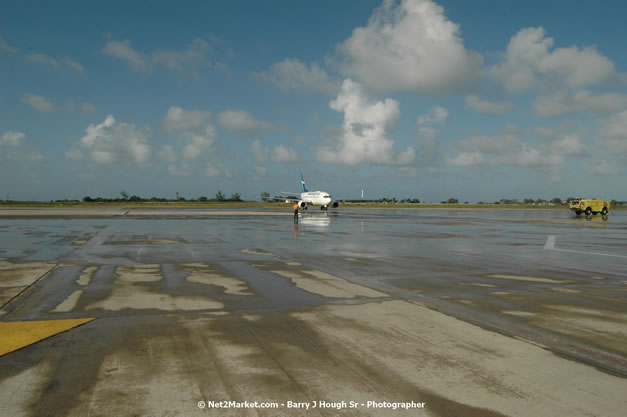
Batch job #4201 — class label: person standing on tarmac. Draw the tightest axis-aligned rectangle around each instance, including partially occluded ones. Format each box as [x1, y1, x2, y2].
[293, 203, 299, 224]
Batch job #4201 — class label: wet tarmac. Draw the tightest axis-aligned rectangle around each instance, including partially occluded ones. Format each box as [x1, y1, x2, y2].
[0, 208, 626, 416]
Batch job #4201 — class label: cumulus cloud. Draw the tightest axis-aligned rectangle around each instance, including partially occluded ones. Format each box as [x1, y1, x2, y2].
[162, 106, 216, 161]
[26, 53, 86, 76]
[158, 144, 178, 163]
[415, 105, 448, 172]
[335, 0, 481, 93]
[21, 93, 95, 114]
[583, 160, 618, 176]
[163, 106, 212, 132]
[1, 131, 25, 147]
[0, 38, 18, 53]
[64, 57, 87, 77]
[446, 125, 588, 180]
[465, 95, 514, 114]
[251, 139, 299, 163]
[1, 131, 44, 162]
[316, 78, 415, 165]
[21, 94, 54, 113]
[102, 38, 228, 76]
[64, 149, 84, 160]
[271, 145, 299, 162]
[76, 115, 152, 165]
[534, 90, 627, 118]
[252, 58, 339, 95]
[102, 40, 152, 72]
[490, 27, 616, 92]
[597, 110, 627, 156]
[217, 110, 277, 134]
[27, 53, 61, 71]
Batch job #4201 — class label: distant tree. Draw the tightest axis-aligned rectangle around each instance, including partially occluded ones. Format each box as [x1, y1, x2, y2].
[230, 193, 241, 201]
[551, 197, 562, 205]
[198, 196, 208, 201]
[120, 190, 129, 200]
[175, 192, 179, 200]
[464, 201, 469, 204]
[82, 196, 93, 202]
[260, 192, 270, 202]
[128, 195, 141, 202]
[215, 190, 225, 201]
[524, 198, 534, 204]
[447, 198, 458, 204]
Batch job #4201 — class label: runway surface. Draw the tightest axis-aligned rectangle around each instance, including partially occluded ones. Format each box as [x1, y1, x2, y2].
[1, 208, 626, 416]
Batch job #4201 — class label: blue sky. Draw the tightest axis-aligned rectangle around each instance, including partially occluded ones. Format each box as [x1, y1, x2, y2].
[2, 0, 627, 202]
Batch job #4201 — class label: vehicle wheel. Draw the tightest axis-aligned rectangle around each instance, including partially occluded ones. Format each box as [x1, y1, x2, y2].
[585, 207, 592, 215]
[601, 207, 608, 215]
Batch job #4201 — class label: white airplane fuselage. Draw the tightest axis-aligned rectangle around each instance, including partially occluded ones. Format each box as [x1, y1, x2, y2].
[300, 191, 333, 208]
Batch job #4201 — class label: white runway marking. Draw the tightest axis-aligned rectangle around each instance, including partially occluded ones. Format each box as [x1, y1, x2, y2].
[544, 235, 627, 258]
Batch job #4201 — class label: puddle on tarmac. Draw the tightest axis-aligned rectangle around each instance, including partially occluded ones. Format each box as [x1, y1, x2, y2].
[85, 265, 223, 312]
[484, 274, 569, 284]
[256, 262, 388, 299]
[241, 248, 279, 257]
[51, 290, 84, 313]
[181, 263, 253, 296]
[76, 266, 98, 286]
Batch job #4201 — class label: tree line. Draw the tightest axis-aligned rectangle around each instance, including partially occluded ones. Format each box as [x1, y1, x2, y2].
[81, 190, 242, 203]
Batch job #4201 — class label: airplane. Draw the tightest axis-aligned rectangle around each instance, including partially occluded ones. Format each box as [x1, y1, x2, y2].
[280, 173, 339, 210]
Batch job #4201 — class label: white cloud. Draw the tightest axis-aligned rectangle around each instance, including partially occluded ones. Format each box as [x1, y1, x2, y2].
[446, 151, 484, 167]
[182, 126, 216, 160]
[597, 110, 627, 156]
[21, 94, 54, 112]
[583, 160, 618, 176]
[217, 110, 276, 134]
[316, 78, 415, 165]
[251, 139, 268, 161]
[77, 115, 152, 165]
[1, 131, 44, 162]
[534, 90, 627, 118]
[0, 38, 18, 53]
[158, 145, 178, 163]
[102, 40, 152, 72]
[446, 126, 588, 180]
[21, 93, 95, 114]
[465, 95, 514, 114]
[27, 53, 61, 71]
[251, 139, 299, 163]
[26, 53, 87, 76]
[417, 105, 448, 125]
[64, 149, 84, 160]
[252, 58, 339, 95]
[335, 0, 481, 93]
[80, 102, 96, 114]
[1, 131, 25, 147]
[64, 57, 87, 77]
[102, 38, 228, 76]
[415, 105, 448, 172]
[204, 162, 220, 177]
[271, 145, 299, 162]
[162, 106, 216, 161]
[490, 27, 616, 92]
[163, 106, 212, 132]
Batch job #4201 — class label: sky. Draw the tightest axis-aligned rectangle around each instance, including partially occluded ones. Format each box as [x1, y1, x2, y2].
[1, 0, 627, 202]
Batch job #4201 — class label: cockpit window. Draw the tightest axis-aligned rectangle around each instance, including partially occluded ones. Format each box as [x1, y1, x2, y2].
[323, 195, 330, 198]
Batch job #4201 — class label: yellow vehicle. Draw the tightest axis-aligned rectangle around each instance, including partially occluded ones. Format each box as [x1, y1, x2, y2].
[569, 198, 610, 215]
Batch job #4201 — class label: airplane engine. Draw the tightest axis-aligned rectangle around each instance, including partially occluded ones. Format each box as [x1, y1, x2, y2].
[331, 201, 339, 208]
[299, 201, 308, 209]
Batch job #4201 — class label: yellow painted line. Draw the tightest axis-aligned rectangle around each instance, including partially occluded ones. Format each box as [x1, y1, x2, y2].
[0, 318, 95, 357]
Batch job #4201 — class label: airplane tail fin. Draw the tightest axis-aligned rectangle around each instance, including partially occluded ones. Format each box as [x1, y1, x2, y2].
[301, 172, 309, 192]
